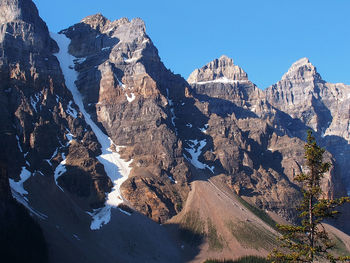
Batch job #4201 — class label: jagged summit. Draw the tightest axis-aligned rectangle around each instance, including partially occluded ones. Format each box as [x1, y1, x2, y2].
[0, 0, 47, 29]
[0, 0, 57, 60]
[291, 57, 311, 67]
[80, 13, 110, 29]
[78, 13, 145, 36]
[187, 55, 248, 84]
[1, 0, 36, 24]
[281, 57, 321, 82]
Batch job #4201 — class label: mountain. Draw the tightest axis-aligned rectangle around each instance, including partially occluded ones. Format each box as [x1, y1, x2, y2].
[187, 55, 346, 217]
[266, 58, 350, 190]
[54, 13, 193, 224]
[0, 0, 349, 262]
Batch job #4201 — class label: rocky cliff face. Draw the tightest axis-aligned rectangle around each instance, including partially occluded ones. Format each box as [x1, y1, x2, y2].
[0, 0, 112, 215]
[188, 55, 248, 83]
[58, 14, 191, 223]
[266, 58, 350, 191]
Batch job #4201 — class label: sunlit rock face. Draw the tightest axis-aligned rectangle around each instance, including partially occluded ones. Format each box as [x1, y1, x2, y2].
[60, 13, 191, 223]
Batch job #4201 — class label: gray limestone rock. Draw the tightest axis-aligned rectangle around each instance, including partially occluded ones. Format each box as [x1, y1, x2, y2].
[188, 55, 248, 84]
[0, 0, 112, 210]
[266, 57, 350, 190]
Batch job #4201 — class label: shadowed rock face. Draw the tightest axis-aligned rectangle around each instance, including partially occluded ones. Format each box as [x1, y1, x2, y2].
[266, 58, 350, 190]
[0, 0, 112, 210]
[0, 160, 49, 263]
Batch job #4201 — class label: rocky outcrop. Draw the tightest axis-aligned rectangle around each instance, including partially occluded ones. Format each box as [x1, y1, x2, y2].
[0, 0, 112, 211]
[188, 55, 248, 83]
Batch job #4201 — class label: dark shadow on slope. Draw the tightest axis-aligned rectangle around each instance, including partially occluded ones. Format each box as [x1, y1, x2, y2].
[0, 199, 49, 263]
[311, 95, 333, 134]
[272, 104, 350, 193]
[37, 197, 203, 263]
[194, 93, 258, 119]
[268, 104, 350, 233]
[0, 153, 48, 263]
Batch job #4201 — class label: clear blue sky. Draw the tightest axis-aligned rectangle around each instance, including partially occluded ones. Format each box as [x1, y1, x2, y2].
[33, 0, 350, 89]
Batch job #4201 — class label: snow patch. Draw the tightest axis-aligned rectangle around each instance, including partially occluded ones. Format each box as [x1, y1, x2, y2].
[192, 77, 248, 85]
[87, 206, 111, 230]
[114, 73, 126, 89]
[9, 167, 48, 219]
[166, 88, 177, 132]
[11, 189, 48, 219]
[51, 32, 133, 230]
[124, 56, 139, 63]
[118, 207, 132, 216]
[46, 148, 58, 166]
[184, 139, 214, 173]
[74, 57, 87, 64]
[16, 135, 23, 152]
[168, 175, 177, 184]
[65, 130, 75, 145]
[199, 124, 208, 134]
[54, 153, 66, 192]
[9, 167, 31, 196]
[102, 46, 111, 51]
[30, 92, 41, 112]
[66, 101, 78, 118]
[126, 93, 135, 102]
[186, 123, 192, 128]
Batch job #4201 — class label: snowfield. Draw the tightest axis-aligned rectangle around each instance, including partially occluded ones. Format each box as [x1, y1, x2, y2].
[10, 167, 48, 219]
[51, 32, 133, 230]
[184, 139, 214, 173]
[190, 77, 249, 85]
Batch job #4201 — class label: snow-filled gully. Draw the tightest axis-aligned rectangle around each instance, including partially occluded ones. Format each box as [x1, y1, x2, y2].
[51, 32, 132, 230]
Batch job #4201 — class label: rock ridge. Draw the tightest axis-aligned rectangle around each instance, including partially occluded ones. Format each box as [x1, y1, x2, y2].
[187, 55, 248, 84]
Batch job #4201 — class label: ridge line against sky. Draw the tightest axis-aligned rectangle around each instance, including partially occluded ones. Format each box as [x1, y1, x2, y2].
[33, 0, 350, 89]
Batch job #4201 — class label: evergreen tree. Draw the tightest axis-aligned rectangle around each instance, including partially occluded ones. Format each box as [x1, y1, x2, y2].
[269, 131, 350, 263]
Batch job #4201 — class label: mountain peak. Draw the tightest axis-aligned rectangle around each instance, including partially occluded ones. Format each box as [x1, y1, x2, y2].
[281, 57, 321, 82]
[80, 13, 110, 29]
[0, 0, 45, 27]
[218, 54, 233, 63]
[291, 57, 310, 67]
[187, 55, 248, 84]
